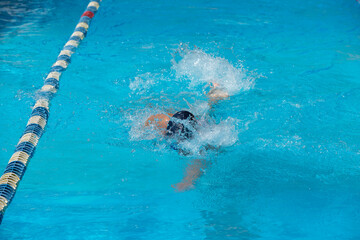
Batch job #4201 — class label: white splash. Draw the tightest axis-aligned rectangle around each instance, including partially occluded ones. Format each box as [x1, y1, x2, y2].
[172, 48, 254, 95]
[129, 72, 156, 95]
[178, 117, 240, 155]
[127, 106, 240, 156]
[127, 108, 162, 141]
[126, 46, 255, 155]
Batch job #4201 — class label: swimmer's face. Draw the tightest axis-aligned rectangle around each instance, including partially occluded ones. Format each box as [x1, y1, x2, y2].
[145, 114, 170, 133]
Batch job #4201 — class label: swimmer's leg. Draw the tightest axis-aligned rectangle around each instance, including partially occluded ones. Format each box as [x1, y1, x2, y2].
[172, 159, 207, 192]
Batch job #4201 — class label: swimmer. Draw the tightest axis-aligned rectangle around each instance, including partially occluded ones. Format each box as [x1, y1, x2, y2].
[144, 82, 229, 191]
[144, 82, 229, 137]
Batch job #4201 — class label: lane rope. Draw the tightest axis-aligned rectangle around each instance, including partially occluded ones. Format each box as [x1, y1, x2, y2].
[0, 0, 101, 224]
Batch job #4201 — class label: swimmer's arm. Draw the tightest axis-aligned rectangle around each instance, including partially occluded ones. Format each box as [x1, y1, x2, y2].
[172, 159, 207, 192]
[144, 113, 173, 134]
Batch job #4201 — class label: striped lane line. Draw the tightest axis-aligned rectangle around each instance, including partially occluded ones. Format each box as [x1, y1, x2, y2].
[0, 0, 102, 224]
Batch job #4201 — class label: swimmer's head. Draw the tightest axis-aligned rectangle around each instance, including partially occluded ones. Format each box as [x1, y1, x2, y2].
[166, 111, 197, 140]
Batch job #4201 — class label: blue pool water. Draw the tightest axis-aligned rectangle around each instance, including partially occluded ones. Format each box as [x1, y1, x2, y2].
[1, 0, 360, 239]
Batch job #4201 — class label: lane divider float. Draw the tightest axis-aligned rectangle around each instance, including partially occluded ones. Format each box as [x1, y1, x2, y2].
[0, 0, 102, 224]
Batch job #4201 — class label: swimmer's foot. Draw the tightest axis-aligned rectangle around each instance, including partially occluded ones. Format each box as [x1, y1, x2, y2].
[171, 181, 195, 192]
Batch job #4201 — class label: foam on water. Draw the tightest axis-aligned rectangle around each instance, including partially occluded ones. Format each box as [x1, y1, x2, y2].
[129, 72, 156, 95]
[171, 47, 254, 95]
[127, 107, 165, 141]
[127, 47, 252, 156]
[127, 107, 240, 157]
[177, 117, 240, 156]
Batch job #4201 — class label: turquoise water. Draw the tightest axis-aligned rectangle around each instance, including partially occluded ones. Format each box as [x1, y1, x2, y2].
[1, 0, 360, 239]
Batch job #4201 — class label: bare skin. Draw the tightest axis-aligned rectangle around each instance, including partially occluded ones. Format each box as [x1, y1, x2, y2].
[145, 82, 228, 133]
[144, 113, 172, 135]
[144, 82, 229, 191]
[171, 159, 207, 192]
[207, 82, 229, 103]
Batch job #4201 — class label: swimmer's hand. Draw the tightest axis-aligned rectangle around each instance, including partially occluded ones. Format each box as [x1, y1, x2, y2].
[207, 82, 229, 102]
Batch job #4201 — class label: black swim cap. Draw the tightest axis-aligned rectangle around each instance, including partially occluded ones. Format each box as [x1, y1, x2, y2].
[166, 111, 197, 140]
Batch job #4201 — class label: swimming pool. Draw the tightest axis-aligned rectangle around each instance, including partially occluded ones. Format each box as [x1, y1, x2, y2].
[1, 0, 360, 239]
